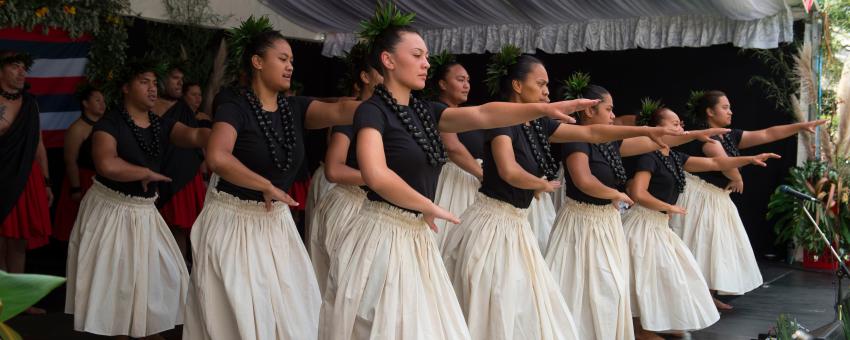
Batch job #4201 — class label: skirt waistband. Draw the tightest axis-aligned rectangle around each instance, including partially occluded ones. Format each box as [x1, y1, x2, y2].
[626, 204, 669, 225]
[474, 193, 529, 219]
[90, 179, 157, 206]
[361, 201, 428, 230]
[562, 198, 619, 218]
[684, 172, 729, 195]
[334, 184, 367, 198]
[207, 188, 293, 217]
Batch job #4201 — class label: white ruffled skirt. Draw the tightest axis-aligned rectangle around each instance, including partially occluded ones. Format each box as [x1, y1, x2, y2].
[624, 205, 719, 332]
[182, 189, 321, 340]
[433, 161, 481, 247]
[319, 201, 471, 340]
[65, 180, 189, 337]
[669, 173, 763, 295]
[528, 194, 556, 253]
[545, 199, 633, 340]
[309, 184, 367, 290]
[306, 164, 336, 249]
[442, 193, 578, 340]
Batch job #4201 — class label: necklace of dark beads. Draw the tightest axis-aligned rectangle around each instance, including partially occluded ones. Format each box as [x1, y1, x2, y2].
[122, 110, 162, 158]
[0, 88, 22, 100]
[520, 119, 559, 180]
[373, 84, 447, 166]
[655, 150, 687, 193]
[593, 142, 627, 186]
[717, 133, 740, 157]
[242, 87, 296, 173]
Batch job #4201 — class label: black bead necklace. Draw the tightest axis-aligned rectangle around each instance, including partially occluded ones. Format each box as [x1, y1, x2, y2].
[593, 142, 627, 186]
[655, 150, 687, 193]
[242, 87, 296, 173]
[80, 113, 97, 126]
[374, 84, 447, 166]
[717, 133, 740, 157]
[521, 119, 559, 179]
[0, 89, 22, 100]
[122, 110, 162, 158]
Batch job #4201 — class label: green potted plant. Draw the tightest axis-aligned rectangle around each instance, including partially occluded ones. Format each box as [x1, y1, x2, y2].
[0, 271, 64, 340]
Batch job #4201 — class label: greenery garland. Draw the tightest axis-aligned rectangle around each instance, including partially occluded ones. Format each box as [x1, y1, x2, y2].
[561, 71, 591, 100]
[0, 0, 131, 106]
[225, 15, 273, 81]
[683, 89, 705, 129]
[358, 1, 415, 43]
[484, 44, 521, 96]
[636, 97, 664, 127]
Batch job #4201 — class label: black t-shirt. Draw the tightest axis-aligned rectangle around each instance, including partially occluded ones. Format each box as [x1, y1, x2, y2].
[158, 100, 206, 205]
[214, 93, 314, 201]
[210, 85, 239, 120]
[678, 129, 743, 188]
[458, 130, 485, 160]
[354, 96, 448, 208]
[93, 111, 177, 197]
[627, 151, 691, 206]
[78, 136, 95, 170]
[479, 118, 561, 209]
[331, 124, 357, 168]
[561, 141, 625, 205]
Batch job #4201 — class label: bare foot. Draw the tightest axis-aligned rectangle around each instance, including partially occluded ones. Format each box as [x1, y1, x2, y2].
[634, 319, 664, 340]
[24, 307, 46, 315]
[713, 297, 733, 310]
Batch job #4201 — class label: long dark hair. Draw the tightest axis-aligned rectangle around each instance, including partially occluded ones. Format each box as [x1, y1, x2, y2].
[690, 90, 726, 129]
[367, 25, 420, 77]
[495, 55, 543, 101]
[241, 30, 287, 80]
[428, 60, 461, 97]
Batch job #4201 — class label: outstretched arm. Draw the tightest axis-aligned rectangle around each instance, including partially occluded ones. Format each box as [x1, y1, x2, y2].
[739, 119, 827, 149]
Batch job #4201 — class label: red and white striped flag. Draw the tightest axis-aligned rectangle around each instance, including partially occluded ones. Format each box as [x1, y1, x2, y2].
[0, 26, 91, 148]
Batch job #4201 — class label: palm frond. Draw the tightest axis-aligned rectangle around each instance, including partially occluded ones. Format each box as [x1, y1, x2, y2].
[636, 97, 663, 126]
[225, 15, 274, 79]
[358, 1, 415, 42]
[484, 44, 522, 97]
[561, 71, 591, 100]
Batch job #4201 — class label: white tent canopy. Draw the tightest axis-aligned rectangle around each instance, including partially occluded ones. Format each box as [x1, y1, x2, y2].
[258, 0, 795, 56]
[129, 0, 323, 41]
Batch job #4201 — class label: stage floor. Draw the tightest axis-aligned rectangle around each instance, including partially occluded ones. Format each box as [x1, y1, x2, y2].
[688, 262, 838, 340]
[7, 259, 839, 339]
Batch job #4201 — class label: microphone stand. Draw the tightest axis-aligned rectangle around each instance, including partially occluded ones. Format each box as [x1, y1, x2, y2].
[802, 204, 850, 339]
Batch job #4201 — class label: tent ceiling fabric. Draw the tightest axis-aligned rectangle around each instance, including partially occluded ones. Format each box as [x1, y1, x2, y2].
[260, 0, 794, 56]
[129, 0, 322, 41]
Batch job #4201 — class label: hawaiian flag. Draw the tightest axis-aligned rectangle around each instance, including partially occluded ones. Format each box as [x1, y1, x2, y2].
[0, 26, 91, 148]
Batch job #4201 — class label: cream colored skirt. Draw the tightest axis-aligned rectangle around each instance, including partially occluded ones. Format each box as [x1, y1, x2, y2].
[670, 173, 763, 295]
[528, 194, 556, 253]
[309, 184, 367, 291]
[65, 180, 188, 337]
[319, 201, 471, 340]
[551, 168, 567, 212]
[442, 193, 578, 340]
[306, 164, 336, 250]
[182, 189, 321, 340]
[434, 161, 481, 247]
[545, 199, 633, 340]
[624, 205, 719, 332]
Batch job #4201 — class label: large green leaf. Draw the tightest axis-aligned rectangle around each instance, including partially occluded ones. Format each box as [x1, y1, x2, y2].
[0, 271, 65, 322]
